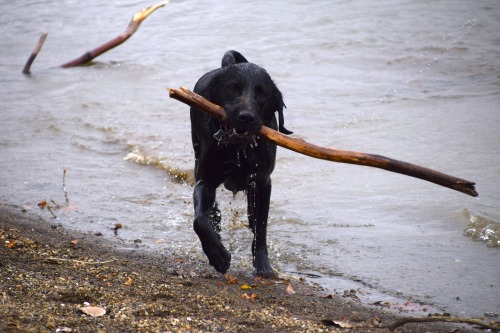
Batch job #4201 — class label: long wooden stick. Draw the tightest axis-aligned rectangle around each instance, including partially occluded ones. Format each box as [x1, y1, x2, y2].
[22, 32, 48, 74]
[168, 86, 478, 197]
[61, 1, 169, 68]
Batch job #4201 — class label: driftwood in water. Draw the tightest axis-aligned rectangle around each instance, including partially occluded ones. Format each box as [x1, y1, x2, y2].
[168, 86, 478, 197]
[22, 33, 48, 74]
[22, 1, 169, 73]
[61, 1, 169, 68]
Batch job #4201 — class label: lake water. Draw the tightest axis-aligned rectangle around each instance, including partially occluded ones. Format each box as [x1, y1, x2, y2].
[1, 0, 499, 318]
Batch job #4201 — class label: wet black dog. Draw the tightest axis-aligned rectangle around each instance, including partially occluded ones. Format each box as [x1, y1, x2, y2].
[190, 50, 292, 277]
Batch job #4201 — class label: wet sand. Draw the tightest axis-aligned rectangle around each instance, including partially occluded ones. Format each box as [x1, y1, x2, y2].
[0, 204, 484, 332]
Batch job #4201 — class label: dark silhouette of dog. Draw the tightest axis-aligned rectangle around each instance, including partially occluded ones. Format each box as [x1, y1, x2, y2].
[190, 50, 292, 277]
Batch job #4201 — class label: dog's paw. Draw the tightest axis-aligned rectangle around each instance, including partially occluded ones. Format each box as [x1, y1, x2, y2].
[253, 252, 276, 278]
[201, 238, 231, 274]
[194, 216, 231, 273]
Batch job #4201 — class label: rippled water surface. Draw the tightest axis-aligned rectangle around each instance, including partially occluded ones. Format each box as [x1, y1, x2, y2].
[2, 0, 500, 317]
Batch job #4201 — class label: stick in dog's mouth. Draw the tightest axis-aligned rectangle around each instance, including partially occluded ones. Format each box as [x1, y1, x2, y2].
[170, 86, 478, 197]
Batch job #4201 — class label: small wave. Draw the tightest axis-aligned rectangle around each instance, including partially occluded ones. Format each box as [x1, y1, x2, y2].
[463, 209, 500, 248]
[70, 134, 124, 156]
[124, 149, 194, 185]
[328, 223, 376, 228]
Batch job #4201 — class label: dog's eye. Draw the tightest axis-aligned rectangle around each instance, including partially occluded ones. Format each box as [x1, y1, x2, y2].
[256, 92, 267, 99]
[255, 87, 268, 100]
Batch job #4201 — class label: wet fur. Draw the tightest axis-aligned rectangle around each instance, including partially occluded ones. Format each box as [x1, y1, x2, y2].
[190, 50, 292, 277]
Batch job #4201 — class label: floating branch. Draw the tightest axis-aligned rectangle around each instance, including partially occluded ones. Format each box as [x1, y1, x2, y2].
[22, 1, 169, 72]
[61, 1, 169, 68]
[168, 86, 478, 197]
[22, 32, 48, 74]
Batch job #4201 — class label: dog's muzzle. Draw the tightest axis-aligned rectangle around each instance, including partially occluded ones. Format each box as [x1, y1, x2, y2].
[213, 127, 257, 148]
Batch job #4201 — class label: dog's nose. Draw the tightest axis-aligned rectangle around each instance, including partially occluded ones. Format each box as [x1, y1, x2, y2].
[238, 111, 255, 123]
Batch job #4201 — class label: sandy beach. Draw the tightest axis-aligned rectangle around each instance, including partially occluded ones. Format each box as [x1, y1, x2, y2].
[1, 204, 488, 332]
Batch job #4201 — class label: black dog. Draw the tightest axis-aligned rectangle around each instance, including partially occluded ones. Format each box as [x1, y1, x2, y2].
[190, 50, 292, 277]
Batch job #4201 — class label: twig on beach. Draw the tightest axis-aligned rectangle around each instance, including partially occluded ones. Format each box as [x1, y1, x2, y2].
[22, 32, 48, 74]
[48, 167, 70, 209]
[60, 1, 169, 68]
[62, 167, 69, 205]
[46, 203, 57, 219]
[168, 86, 478, 197]
[37, 200, 57, 218]
[44, 257, 115, 265]
[38, 168, 71, 219]
[387, 316, 500, 331]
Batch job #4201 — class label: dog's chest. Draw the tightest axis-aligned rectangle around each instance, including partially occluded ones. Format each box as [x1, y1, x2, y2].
[220, 147, 259, 194]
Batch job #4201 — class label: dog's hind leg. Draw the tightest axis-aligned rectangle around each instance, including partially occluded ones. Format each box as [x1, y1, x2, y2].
[193, 180, 231, 274]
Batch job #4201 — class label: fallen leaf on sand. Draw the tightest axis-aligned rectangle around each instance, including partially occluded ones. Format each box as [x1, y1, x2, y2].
[70, 240, 78, 245]
[124, 277, 134, 286]
[286, 284, 295, 295]
[8, 239, 16, 249]
[240, 293, 258, 302]
[80, 306, 106, 317]
[225, 275, 238, 285]
[240, 284, 252, 290]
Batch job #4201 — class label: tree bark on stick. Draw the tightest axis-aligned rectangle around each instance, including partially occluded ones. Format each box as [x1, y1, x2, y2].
[168, 86, 478, 197]
[61, 0, 169, 68]
[22, 32, 48, 74]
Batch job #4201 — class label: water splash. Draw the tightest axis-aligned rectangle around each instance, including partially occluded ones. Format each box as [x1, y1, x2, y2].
[124, 148, 194, 185]
[250, 137, 258, 148]
[463, 209, 500, 248]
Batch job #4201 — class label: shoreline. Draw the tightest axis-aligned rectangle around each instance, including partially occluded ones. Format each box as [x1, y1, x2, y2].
[0, 204, 483, 332]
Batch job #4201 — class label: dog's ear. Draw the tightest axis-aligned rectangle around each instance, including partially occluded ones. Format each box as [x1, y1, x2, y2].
[194, 68, 224, 104]
[273, 87, 293, 135]
[221, 50, 249, 67]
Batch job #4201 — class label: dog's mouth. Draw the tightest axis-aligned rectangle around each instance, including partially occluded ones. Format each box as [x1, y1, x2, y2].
[213, 126, 256, 147]
[230, 127, 250, 137]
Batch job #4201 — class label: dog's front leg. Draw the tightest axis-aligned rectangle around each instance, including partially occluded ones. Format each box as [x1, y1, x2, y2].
[248, 176, 275, 277]
[193, 180, 231, 274]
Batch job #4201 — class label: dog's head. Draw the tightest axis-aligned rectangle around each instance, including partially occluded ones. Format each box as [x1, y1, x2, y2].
[204, 51, 292, 145]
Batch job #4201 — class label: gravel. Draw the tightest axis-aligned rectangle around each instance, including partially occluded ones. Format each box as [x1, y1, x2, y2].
[0, 204, 483, 333]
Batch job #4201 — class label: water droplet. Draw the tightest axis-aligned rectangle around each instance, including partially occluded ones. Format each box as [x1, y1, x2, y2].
[250, 137, 258, 148]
